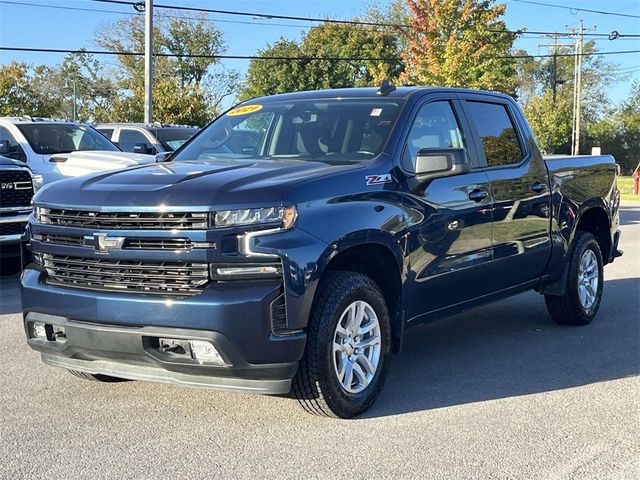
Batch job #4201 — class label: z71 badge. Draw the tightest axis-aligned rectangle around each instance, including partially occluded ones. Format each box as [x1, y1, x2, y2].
[365, 174, 392, 186]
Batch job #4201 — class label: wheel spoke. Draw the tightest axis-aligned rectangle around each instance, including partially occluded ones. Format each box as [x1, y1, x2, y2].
[356, 334, 380, 349]
[356, 354, 376, 376]
[358, 321, 377, 337]
[354, 302, 365, 328]
[343, 362, 354, 388]
[352, 361, 368, 387]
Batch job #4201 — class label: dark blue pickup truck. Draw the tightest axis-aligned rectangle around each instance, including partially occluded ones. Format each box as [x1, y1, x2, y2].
[21, 85, 622, 417]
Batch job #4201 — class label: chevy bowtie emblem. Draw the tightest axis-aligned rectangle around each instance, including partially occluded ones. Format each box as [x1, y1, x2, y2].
[84, 234, 126, 253]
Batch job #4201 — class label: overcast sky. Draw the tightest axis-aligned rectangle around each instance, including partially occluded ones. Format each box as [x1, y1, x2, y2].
[0, 0, 638, 104]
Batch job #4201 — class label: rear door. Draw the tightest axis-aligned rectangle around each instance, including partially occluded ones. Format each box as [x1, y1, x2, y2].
[459, 95, 551, 289]
[402, 95, 495, 319]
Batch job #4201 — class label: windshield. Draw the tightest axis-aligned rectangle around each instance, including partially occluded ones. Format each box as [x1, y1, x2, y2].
[153, 127, 198, 151]
[17, 124, 120, 155]
[173, 99, 404, 164]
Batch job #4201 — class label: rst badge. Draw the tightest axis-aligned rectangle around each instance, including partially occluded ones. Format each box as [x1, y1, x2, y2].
[365, 174, 392, 186]
[84, 233, 126, 253]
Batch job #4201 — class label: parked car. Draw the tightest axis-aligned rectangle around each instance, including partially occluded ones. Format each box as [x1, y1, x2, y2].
[94, 123, 198, 155]
[0, 117, 156, 184]
[0, 155, 41, 274]
[20, 86, 622, 418]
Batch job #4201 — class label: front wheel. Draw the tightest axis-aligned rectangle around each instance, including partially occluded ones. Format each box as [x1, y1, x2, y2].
[545, 231, 604, 326]
[293, 271, 391, 418]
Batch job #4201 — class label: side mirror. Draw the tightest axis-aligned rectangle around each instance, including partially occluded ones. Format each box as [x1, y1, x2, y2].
[155, 151, 171, 162]
[0, 140, 10, 155]
[133, 143, 152, 154]
[415, 148, 470, 182]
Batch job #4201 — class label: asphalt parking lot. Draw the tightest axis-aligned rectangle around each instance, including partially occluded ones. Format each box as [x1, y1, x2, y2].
[1, 204, 638, 480]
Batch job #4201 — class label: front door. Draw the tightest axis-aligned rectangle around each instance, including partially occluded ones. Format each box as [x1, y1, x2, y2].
[401, 98, 495, 322]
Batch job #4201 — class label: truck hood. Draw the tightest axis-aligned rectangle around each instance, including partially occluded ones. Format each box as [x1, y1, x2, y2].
[35, 159, 362, 209]
[42, 150, 156, 184]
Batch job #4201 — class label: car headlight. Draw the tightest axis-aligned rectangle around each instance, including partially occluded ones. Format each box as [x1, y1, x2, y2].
[34, 206, 50, 224]
[213, 206, 296, 229]
[31, 174, 44, 192]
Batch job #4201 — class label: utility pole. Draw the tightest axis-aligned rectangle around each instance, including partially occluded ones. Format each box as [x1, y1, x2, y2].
[538, 33, 572, 105]
[144, 0, 153, 124]
[72, 78, 77, 122]
[569, 20, 595, 155]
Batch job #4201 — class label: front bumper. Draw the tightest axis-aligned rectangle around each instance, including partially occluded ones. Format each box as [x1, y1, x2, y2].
[21, 268, 306, 394]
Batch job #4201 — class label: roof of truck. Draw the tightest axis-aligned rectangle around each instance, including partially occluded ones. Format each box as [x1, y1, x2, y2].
[242, 86, 515, 104]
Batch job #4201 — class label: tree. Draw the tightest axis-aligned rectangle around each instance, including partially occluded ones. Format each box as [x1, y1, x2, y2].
[29, 52, 118, 122]
[97, 13, 238, 124]
[0, 62, 61, 117]
[239, 23, 403, 101]
[401, 0, 518, 94]
[517, 41, 620, 155]
[524, 90, 573, 154]
[583, 81, 640, 173]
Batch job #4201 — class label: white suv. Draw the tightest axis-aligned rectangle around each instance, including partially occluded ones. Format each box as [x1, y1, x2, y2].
[95, 123, 198, 156]
[0, 118, 156, 184]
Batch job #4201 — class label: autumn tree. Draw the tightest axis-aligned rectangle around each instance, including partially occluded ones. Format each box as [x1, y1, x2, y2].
[401, 0, 517, 94]
[239, 23, 403, 101]
[0, 62, 62, 117]
[97, 13, 238, 125]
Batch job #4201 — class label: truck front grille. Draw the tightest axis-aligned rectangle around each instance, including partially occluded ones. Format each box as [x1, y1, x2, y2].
[36, 233, 193, 250]
[0, 170, 33, 208]
[43, 254, 209, 295]
[0, 221, 26, 236]
[38, 208, 208, 230]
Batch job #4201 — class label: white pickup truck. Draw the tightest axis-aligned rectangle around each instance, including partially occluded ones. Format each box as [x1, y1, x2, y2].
[0, 117, 156, 184]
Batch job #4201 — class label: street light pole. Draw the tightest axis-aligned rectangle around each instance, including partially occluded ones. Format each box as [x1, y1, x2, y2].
[144, 0, 153, 124]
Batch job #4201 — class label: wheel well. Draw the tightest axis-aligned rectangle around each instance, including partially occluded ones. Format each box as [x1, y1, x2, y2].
[324, 244, 403, 353]
[576, 207, 611, 263]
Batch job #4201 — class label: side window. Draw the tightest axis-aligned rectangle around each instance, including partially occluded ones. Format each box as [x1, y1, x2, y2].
[465, 101, 524, 167]
[118, 129, 150, 152]
[96, 128, 114, 140]
[0, 126, 27, 162]
[402, 101, 465, 171]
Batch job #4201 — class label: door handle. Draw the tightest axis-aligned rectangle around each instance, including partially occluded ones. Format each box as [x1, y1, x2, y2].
[530, 182, 547, 193]
[468, 189, 489, 202]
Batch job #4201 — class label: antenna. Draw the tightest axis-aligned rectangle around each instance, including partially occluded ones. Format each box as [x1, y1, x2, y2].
[377, 79, 396, 96]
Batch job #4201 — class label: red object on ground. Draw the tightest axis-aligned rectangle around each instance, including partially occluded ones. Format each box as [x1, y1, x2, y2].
[634, 171, 640, 196]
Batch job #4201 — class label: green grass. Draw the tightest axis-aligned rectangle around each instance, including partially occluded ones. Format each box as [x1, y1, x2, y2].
[618, 176, 640, 202]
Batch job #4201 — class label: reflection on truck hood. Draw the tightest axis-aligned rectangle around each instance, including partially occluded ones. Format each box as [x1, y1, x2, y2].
[35, 159, 362, 209]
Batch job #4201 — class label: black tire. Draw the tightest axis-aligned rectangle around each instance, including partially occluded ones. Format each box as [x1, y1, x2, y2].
[545, 231, 604, 326]
[292, 271, 391, 418]
[67, 369, 129, 383]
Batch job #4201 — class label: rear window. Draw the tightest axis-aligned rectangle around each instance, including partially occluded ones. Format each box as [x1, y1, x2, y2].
[465, 101, 524, 167]
[153, 128, 198, 151]
[17, 124, 119, 155]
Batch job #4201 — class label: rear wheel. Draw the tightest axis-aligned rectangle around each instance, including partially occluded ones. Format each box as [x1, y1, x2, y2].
[67, 369, 129, 383]
[293, 271, 390, 418]
[545, 231, 604, 326]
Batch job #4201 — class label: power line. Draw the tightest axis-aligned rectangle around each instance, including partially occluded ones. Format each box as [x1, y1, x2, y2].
[0, 0, 317, 29]
[2, 45, 639, 61]
[87, 0, 639, 38]
[509, 0, 640, 19]
[2, 0, 637, 39]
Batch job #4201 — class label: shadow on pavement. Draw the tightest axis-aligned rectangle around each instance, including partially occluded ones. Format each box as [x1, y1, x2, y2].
[367, 277, 640, 418]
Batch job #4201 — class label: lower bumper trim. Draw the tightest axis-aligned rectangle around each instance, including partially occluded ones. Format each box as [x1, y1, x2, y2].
[42, 353, 292, 395]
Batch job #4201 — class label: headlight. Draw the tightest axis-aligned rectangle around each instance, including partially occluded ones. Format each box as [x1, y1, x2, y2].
[213, 206, 296, 229]
[31, 174, 44, 192]
[34, 207, 50, 224]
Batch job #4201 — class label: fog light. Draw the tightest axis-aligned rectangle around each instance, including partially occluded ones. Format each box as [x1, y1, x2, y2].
[189, 340, 225, 365]
[32, 322, 47, 340]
